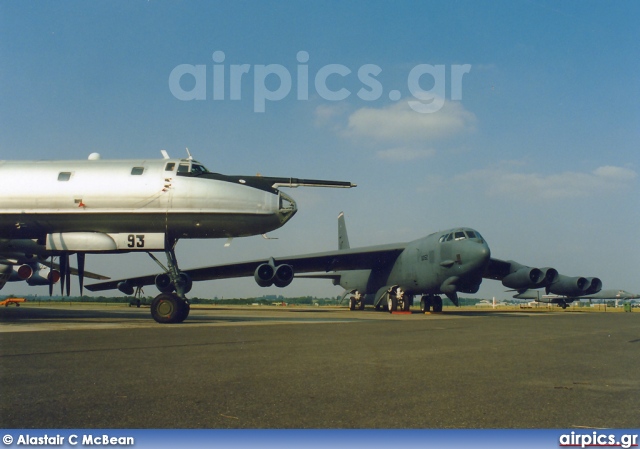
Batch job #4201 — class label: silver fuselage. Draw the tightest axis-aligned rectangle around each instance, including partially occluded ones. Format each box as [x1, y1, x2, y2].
[0, 157, 296, 243]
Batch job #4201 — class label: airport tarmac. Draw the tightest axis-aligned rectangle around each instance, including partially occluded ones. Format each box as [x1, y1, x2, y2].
[1, 304, 638, 429]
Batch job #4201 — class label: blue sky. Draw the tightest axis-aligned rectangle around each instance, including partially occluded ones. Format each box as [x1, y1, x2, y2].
[1, 1, 638, 300]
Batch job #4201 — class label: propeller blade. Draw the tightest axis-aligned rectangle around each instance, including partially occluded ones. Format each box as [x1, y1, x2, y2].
[65, 254, 71, 297]
[77, 253, 85, 296]
[59, 254, 67, 296]
[48, 256, 54, 297]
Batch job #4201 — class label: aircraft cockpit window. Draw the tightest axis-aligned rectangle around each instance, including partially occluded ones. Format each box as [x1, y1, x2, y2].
[190, 163, 208, 174]
[131, 167, 144, 175]
[454, 231, 466, 240]
[177, 163, 190, 173]
[164, 162, 175, 171]
[466, 231, 477, 239]
[446, 233, 453, 241]
[57, 172, 72, 181]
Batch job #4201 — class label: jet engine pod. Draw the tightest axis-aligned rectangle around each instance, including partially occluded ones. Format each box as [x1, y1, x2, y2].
[273, 264, 294, 288]
[534, 267, 558, 287]
[547, 275, 588, 296]
[583, 277, 602, 295]
[155, 273, 174, 293]
[501, 266, 543, 289]
[254, 263, 275, 287]
[118, 280, 135, 295]
[254, 260, 294, 288]
[178, 272, 193, 294]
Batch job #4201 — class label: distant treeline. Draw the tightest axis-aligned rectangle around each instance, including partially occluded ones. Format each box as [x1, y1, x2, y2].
[1, 294, 342, 306]
[2, 294, 486, 306]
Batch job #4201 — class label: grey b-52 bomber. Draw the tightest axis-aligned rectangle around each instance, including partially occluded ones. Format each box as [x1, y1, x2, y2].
[88, 212, 602, 313]
[513, 288, 639, 308]
[0, 151, 355, 323]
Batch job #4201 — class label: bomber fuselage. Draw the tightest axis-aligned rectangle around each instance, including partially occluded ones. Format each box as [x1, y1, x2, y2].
[0, 156, 296, 242]
[338, 228, 490, 297]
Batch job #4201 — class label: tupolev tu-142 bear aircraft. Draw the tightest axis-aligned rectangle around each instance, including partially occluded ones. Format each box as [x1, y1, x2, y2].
[0, 150, 356, 323]
[88, 212, 603, 315]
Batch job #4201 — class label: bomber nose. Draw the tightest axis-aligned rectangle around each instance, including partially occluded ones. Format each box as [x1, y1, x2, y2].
[466, 239, 491, 270]
[277, 191, 297, 224]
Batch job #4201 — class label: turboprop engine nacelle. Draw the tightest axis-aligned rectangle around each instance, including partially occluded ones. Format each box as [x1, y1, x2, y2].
[154, 272, 193, 294]
[254, 260, 294, 288]
[118, 280, 135, 295]
[16, 264, 61, 286]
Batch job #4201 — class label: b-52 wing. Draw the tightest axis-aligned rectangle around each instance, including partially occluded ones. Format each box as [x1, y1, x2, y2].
[87, 212, 602, 316]
[483, 257, 602, 297]
[86, 243, 407, 294]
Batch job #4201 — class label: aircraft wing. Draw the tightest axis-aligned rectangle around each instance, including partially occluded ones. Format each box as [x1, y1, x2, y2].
[86, 243, 406, 292]
[483, 257, 602, 296]
[48, 262, 110, 280]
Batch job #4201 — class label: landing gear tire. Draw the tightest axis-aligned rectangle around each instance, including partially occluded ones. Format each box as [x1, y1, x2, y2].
[560, 302, 567, 310]
[358, 299, 365, 310]
[151, 293, 189, 324]
[387, 294, 398, 313]
[420, 296, 431, 313]
[349, 297, 356, 311]
[432, 296, 443, 313]
[176, 300, 190, 322]
[402, 294, 412, 311]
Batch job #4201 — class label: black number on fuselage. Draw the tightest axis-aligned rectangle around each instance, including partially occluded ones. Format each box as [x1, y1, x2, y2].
[127, 234, 145, 248]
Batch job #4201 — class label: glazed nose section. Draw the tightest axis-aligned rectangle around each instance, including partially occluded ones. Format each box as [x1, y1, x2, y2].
[277, 191, 297, 224]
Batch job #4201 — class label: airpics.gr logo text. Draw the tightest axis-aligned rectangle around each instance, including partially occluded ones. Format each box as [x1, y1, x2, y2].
[168, 51, 471, 113]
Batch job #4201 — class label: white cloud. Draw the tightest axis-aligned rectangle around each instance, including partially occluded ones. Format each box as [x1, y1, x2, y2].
[344, 99, 476, 142]
[375, 147, 436, 162]
[592, 165, 637, 180]
[452, 165, 637, 200]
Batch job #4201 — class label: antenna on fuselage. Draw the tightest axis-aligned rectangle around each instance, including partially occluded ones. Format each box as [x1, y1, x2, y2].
[185, 147, 193, 160]
[160, 150, 170, 159]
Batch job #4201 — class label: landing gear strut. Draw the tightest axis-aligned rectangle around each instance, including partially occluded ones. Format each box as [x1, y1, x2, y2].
[348, 291, 365, 310]
[148, 240, 191, 324]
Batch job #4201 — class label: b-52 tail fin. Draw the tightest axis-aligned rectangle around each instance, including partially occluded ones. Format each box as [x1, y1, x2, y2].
[338, 212, 350, 250]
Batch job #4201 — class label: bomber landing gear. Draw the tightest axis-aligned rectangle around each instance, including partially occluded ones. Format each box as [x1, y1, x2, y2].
[388, 287, 412, 313]
[151, 293, 190, 324]
[420, 295, 443, 313]
[148, 240, 192, 324]
[348, 291, 365, 311]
